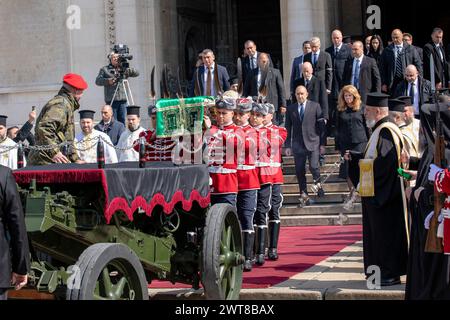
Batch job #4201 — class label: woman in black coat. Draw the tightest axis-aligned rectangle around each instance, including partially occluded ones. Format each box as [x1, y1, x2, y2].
[367, 34, 384, 70]
[335, 85, 370, 209]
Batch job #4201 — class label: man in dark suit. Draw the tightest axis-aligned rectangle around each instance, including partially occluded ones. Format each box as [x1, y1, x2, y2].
[380, 29, 423, 94]
[0, 165, 30, 300]
[394, 65, 432, 118]
[293, 62, 329, 120]
[242, 40, 273, 88]
[326, 30, 353, 135]
[343, 41, 381, 104]
[303, 37, 333, 94]
[403, 33, 423, 62]
[189, 49, 230, 97]
[285, 85, 326, 207]
[290, 41, 312, 99]
[94, 104, 125, 145]
[243, 53, 286, 126]
[423, 28, 450, 90]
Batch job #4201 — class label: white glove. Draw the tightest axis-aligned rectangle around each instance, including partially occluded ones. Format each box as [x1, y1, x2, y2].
[424, 211, 434, 230]
[428, 164, 444, 182]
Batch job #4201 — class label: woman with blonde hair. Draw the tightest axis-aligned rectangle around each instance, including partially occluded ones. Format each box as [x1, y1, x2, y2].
[335, 85, 370, 210]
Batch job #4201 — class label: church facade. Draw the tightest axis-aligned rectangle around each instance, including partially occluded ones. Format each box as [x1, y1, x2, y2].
[0, 0, 446, 126]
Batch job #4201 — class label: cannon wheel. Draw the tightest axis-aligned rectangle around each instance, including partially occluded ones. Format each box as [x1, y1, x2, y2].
[66, 243, 149, 300]
[201, 204, 243, 300]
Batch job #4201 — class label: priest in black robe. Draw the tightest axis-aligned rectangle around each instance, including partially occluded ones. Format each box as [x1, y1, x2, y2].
[348, 93, 408, 286]
[406, 93, 450, 299]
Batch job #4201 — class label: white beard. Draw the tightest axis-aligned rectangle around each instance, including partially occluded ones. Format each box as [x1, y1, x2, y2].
[366, 119, 376, 128]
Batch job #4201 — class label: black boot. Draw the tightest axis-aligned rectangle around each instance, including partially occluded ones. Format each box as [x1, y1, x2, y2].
[268, 221, 280, 260]
[242, 232, 255, 272]
[255, 226, 267, 266]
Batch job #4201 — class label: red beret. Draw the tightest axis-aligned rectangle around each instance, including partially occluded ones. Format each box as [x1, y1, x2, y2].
[63, 73, 88, 90]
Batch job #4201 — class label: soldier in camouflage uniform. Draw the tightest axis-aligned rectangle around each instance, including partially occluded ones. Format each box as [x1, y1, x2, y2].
[28, 73, 88, 165]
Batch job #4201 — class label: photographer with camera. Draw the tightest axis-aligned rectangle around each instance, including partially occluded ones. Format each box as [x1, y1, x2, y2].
[95, 44, 139, 125]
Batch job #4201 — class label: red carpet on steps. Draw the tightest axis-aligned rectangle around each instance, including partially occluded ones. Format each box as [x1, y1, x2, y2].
[150, 224, 362, 289]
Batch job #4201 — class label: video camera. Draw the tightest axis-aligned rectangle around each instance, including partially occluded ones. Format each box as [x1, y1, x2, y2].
[112, 44, 133, 79]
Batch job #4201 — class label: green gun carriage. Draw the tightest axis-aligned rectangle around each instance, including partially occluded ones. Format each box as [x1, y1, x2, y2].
[12, 162, 244, 300]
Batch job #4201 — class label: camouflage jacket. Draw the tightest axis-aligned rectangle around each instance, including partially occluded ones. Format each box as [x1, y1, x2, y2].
[28, 87, 80, 165]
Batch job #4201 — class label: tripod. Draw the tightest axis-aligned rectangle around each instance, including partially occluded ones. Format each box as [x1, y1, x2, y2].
[109, 78, 135, 124]
[110, 78, 134, 106]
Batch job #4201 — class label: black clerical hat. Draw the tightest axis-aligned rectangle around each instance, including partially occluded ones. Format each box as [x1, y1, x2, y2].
[0, 115, 7, 127]
[366, 92, 389, 108]
[388, 99, 406, 112]
[396, 96, 412, 106]
[79, 110, 95, 120]
[343, 36, 352, 44]
[127, 105, 141, 116]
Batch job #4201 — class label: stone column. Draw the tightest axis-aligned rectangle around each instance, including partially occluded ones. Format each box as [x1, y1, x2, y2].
[280, 0, 334, 97]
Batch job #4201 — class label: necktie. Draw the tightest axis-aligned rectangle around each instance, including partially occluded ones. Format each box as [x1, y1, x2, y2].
[313, 53, 318, 66]
[353, 59, 360, 89]
[299, 103, 305, 121]
[305, 79, 309, 88]
[437, 45, 444, 62]
[409, 82, 415, 105]
[335, 47, 339, 58]
[252, 56, 257, 69]
[206, 66, 212, 96]
[395, 46, 403, 79]
[103, 122, 110, 132]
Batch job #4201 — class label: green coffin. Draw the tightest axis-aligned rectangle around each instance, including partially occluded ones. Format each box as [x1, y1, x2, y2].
[156, 96, 214, 138]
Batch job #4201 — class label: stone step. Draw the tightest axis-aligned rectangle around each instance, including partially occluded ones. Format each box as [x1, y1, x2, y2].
[283, 182, 350, 194]
[283, 174, 345, 184]
[280, 203, 362, 216]
[283, 193, 361, 204]
[282, 163, 342, 175]
[281, 214, 362, 226]
[282, 154, 342, 165]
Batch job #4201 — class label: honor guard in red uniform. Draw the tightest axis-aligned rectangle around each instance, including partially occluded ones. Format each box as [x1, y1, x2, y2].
[134, 105, 175, 161]
[264, 103, 287, 260]
[250, 102, 273, 266]
[205, 98, 239, 206]
[234, 97, 260, 271]
[428, 164, 450, 254]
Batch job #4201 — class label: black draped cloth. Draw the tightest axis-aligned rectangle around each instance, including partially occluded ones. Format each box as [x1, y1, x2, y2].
[406, 103, 450, 299]
[354, 117, 408, 279]
[13, 162, 210, 223]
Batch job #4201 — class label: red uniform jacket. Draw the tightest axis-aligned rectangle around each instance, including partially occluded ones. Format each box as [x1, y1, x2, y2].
[254, 125, 273, 185]
[207, 123, 239, 194]
[134, 130, 174, 162]
[236, 124, 260, 191]
[266, 123, 287, 184]
[435, 169, 450, 254]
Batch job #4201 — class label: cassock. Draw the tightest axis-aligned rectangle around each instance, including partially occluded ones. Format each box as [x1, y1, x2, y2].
[354, 117, 408, 280]
[0, 137, 26, 170]
[406, 102, 450, 300]
[116, 127, 146, 162]
[75, 130, 118, 164]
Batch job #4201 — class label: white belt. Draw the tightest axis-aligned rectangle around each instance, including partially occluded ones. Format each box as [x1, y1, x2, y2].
[237, 165, 256, 170]
[208, 166, 237, 174]
[255, 162, 271, 168]
[269, 162, 281, 168]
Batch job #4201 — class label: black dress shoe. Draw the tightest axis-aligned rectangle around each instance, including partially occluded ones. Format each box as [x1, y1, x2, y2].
[380, 277, 401, 286]
[243, 259, 253, 272]
[268, 248, 278, 260]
